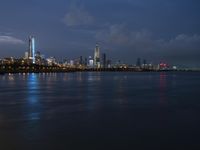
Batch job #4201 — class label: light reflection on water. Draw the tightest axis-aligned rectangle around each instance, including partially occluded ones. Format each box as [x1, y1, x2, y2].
[0, 72, 200, 149]
[88, 72, 101, 81]
[0, 72, 199, 117]
[27, 74, 39, 104]
[159, 72, 167, 106]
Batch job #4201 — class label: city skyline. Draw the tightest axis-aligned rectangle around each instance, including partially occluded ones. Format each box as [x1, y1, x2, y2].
[0, 0, 200, 67]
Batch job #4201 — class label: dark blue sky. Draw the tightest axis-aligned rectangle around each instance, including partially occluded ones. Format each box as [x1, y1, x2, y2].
[0, 0, 200, 66]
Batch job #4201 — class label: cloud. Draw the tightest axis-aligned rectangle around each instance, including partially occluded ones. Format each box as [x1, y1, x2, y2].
[162, 34, 200, 63]
[95, 24, 200, 52]
[95, 24, 130, 45]
[62, 4, 94, 27]
[0, 35, 25, 45]
[95, 24, 155, 50]
[167, 34, 200, 51]
[95, 24, 200, 66]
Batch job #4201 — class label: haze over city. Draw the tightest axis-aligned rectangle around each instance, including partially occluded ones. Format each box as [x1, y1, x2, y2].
[0, 0, 200, 67]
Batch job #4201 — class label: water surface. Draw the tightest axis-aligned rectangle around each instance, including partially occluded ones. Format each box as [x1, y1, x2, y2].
[0, 72, 200, 149]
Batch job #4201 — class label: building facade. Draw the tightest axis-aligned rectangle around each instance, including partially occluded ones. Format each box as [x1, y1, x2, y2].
[29, 36, 36, 64]
[94, 43, 100, 68]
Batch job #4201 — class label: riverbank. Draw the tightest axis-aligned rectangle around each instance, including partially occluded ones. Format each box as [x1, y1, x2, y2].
[0, 67, 199, 75]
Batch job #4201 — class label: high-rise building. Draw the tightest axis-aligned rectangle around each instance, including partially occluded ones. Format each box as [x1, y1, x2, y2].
[35, 51, 42, 64]
[25, 52, 29, 59]
[29, 36, 36, 64]
[84, 57, 88, 66]
[102, 53, 107, 68]
[88, 56, 94, 68]
[142, 59, 147, 69]
[136, 58, 141, 67]
[107, 59, 112, 68]
[94, 43, 100, 68]
[79, 56, 83, 65]
[143, 59, 147, 65]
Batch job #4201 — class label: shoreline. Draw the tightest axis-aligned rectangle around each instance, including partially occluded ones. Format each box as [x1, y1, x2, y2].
[0, 68, 200, 75]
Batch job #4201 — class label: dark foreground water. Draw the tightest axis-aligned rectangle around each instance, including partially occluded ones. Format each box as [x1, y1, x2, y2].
[0, 72, 200, 150]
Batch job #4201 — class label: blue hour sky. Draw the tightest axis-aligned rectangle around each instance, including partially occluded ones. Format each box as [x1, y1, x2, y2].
[0, 0, 200, 67]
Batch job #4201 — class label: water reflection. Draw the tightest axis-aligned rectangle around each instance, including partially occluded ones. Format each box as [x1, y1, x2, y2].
[26, 73, 41, 120]
[85, 72, 102, 111]
[159, 73, 167, 106]
[4, 74, 16, 86]
[28, 74, 39, 104]
[27, 112, 40, 121]
[1, 72, 200, 149]
[88, 72, 101, 81]
[116, 76, 127, 105]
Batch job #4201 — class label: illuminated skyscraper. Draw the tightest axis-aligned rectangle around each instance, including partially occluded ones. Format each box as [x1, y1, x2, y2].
[94, 43, 100, 68]
[88, 56, 94, 68]
[29, 36, 36, 64]
[25, 51, 29, 59]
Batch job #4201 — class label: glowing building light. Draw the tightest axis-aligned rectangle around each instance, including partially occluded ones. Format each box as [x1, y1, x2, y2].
[32, 37, 35, 64]
[29, 36, 36, 64]
[94, 43, 100, 67]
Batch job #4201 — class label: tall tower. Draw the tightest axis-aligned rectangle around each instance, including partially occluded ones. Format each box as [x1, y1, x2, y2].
[94, 43, 100, 68]
[29, 36, 36, 64]
[136, 58, 141, 67]
[102, 53, 106, 68]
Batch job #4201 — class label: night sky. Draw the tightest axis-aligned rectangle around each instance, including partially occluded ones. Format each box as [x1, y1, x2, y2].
[0, 0, 200, 67]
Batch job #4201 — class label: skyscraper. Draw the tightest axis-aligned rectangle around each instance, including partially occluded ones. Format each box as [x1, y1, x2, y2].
[88, 56, 94, 68]
[79, 56, 83, 65]
[25, 52, 29, 59]
[102, 53, 107, 68]
[84, 57, 88, 66]
[29, 36, 36, 64]
[94, 43, 100, 68]
[136, 58, 141, 67]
